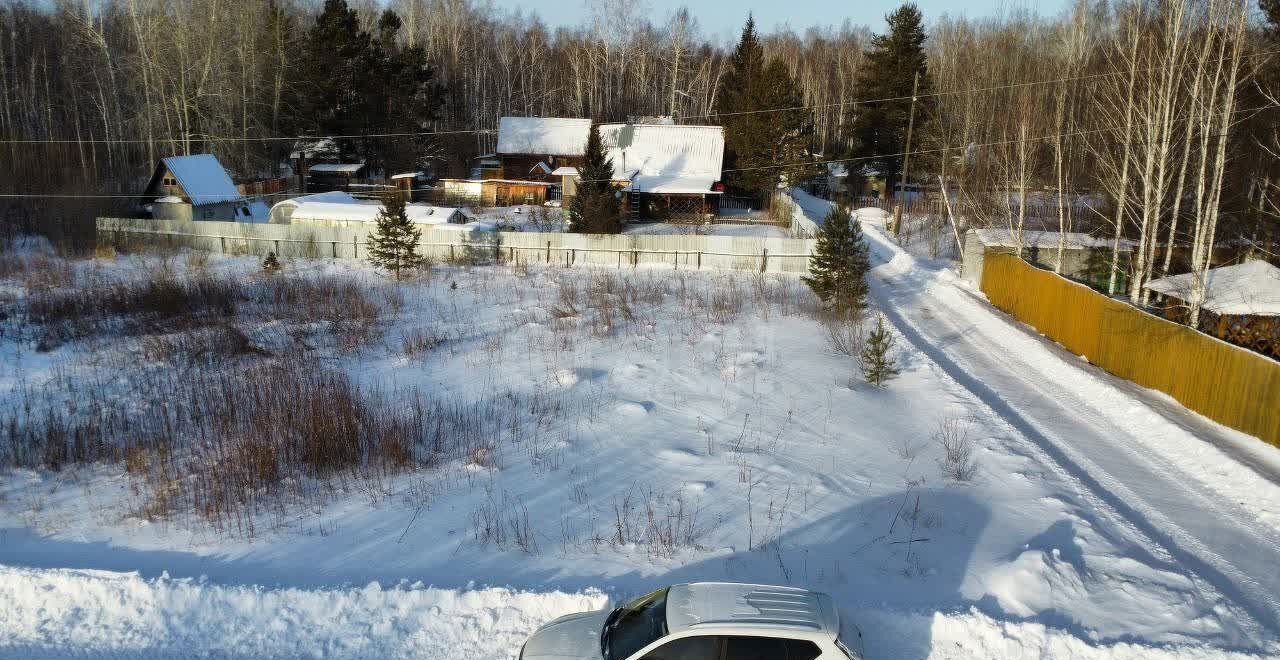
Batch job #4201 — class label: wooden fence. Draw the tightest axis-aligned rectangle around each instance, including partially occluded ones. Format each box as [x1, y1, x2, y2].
[980, 253, 1280, 447]
[96, 218, 816, 275]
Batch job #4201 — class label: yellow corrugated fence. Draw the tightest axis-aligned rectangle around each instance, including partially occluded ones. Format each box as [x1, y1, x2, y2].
[980, 253, 1280, 447]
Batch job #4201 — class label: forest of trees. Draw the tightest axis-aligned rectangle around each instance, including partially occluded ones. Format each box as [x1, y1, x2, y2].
[0, 0, 1277, 320]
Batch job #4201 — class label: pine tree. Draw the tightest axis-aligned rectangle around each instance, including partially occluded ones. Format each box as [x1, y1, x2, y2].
[846, 3, 934, 200]
[367, 191, 424, 280]
[262, 251, 282, 273]
[860, 315, 900, 387]
[802, 205, 870, 316]
[719, 17, 817, 199]
[569, 122, 620, 233]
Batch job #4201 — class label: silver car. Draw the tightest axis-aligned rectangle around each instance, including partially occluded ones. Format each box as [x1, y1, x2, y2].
[519, 582, 863, 660]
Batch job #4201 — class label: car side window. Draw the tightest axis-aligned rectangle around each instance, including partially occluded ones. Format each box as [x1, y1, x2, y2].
[638, 635, 724, 660]
[724, 636, 822, 660]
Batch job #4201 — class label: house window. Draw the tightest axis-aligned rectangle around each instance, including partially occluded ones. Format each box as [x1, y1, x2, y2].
[163, 176, 176, 186]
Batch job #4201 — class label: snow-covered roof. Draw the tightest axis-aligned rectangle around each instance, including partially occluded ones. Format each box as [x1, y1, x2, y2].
[599, 123, 724, 192]
[161, 154, 242, 206]
[529, 162, 553, 175]
[972, 228, 1135, 250]
[630, 175, 720, 194]
[391, 172, 423, 180]
[154, 196, 184, 204]
[289, 201, 463, 225]
[1144, 260, 1280, 317]
[550, 166, 579, 176]
[308, 163, 365, 174]
[496, 117, 592, 156]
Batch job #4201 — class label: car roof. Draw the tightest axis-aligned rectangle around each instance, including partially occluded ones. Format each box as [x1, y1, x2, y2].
[664, 583, 838, 636]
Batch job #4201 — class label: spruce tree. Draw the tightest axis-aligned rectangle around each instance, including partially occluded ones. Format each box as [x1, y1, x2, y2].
[303, 2, 442, 171]
[846, 3, 934, 200]
[262, 251, 282, 273]
[860, 314, 900, 387]
[720, 17, 817, 199]
[367, 191, 424, 280]
[569, 122, 620, 234]
[802, 205, 870, 316]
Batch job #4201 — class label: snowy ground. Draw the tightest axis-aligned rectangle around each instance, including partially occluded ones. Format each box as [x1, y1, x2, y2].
[1, 201, 1279, 659]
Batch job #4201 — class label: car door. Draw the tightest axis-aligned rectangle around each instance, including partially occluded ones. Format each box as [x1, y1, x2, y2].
[634, 634, 725, 660]
[723, 635, 823, 660]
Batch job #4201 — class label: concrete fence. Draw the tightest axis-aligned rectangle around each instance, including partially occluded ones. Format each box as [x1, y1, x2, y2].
[96, 218, 817, 275]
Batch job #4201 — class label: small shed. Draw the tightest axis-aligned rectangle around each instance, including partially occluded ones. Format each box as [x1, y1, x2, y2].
[551, 166, 580, 199]
[436, 178, 554, 206]
[1145, 260, 1280, 359]
[142, 154, 248, 221]
[391, 172, 427, 201]
[962, 229, 1135, 291]
[305, 162, 368, 193]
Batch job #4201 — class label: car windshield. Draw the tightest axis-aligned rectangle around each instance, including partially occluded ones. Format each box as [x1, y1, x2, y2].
[601, 587, 670, 660]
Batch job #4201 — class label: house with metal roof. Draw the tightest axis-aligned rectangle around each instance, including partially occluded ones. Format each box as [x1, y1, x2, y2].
[598, 122, 725, 220]
[142, 154, 254, 221]
[492, 117, 726, 218]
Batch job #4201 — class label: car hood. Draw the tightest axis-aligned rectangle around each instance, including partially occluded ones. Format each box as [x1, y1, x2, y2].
[521, 609, 610, 660]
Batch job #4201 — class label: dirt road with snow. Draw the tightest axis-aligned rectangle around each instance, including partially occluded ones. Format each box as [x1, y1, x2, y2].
[792, 190, 1280, 645]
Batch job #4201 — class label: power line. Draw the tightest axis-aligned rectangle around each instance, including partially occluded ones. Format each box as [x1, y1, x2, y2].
[3, 105, 1269, 197]
[3, 46, 1275, 146]
[0, 127, 495, 146]
[717, 104, 1274, 176]
[680, 46, 1280, 121]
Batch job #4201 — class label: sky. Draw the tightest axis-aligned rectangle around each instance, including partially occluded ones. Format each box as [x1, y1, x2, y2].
[491, 0, 1065, 42]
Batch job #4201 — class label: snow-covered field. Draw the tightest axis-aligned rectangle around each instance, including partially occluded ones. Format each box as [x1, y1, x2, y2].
[1, 196, 1279, 659]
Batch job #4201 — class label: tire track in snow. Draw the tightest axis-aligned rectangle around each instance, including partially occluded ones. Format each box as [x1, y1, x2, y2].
[851, 228, 1280, 646]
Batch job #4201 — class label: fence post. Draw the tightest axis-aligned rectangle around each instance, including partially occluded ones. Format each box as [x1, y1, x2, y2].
[220, 236, 226, 253]
[673, 251, 678, 270]
[697, 251, 702, 270]
[353, 235, 358, 259]
[332, 241, 338, 258]
[760, 248, 769, 273]
[633, 249, 638, 268]
[571, 248, 576, 265]
[546, 241, 551, 263]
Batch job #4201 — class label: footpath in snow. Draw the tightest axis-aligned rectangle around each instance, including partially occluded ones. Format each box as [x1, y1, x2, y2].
[791, 189, 1280, 641]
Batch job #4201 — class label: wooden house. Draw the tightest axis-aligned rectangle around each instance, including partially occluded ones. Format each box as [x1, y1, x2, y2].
[142, 154, 250, 221]
[495, 117, 591, 181]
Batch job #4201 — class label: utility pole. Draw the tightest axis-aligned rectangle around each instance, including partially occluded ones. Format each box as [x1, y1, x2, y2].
[893, 71, 920, 237]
